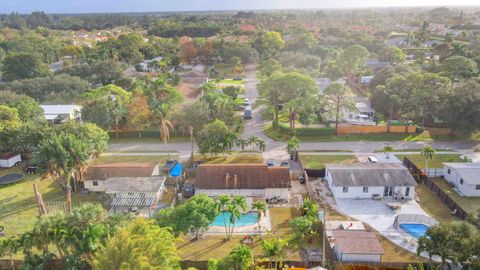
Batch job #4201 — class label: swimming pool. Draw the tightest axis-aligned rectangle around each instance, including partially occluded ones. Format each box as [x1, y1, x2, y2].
[209, 212, 258, 227]
[399, 223, 429, 238]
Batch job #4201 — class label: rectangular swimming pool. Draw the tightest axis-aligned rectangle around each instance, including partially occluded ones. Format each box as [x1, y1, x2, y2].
[399, 223, 429, 238]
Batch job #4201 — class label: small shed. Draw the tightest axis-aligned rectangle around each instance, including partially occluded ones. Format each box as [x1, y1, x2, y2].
[0, 153, 22, 168]
[332, 230, 384, 262]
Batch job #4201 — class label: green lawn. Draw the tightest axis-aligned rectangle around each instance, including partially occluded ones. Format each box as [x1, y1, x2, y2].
[433, 178, 480, 214]
[300, 155, 358, 169]
[216, 79, 244, 85]
[196, 154, 263, 164]
[91, 155, 172, 165]
[415, 184, 462, 224]
[109, 136, 190, 144]
[214, 63, 245, 78]
[0, 167, 103, 235]
[395, 154, 464, 169]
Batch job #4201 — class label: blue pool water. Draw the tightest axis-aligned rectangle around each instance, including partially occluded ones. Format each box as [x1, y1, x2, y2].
[400, 224, 429, 238]
[209, 212, 258, 227]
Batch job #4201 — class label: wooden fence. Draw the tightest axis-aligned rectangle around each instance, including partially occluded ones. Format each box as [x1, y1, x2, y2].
[403, 157, 469, 220]
[305, 168, 326, 178]
[180, 260, 318, 270]
[337, 125, 416, 135]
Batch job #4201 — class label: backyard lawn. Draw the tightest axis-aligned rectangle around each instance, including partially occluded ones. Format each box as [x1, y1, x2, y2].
[433, 177, 480, 214]
[395, 154, 464, 169]
[415, 184, 462, 224]
[176, 207, 303, 261]
[0, 167, 103, 236]
[196, 154, 263, 164]
[300, 155, 358, 169]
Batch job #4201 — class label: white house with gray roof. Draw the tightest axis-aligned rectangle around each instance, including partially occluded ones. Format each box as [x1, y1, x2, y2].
[443, 163, 480, 197]
[325, 163, 417, 199]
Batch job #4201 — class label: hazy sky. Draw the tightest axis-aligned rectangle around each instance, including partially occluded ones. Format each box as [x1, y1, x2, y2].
[0, 0, 479, 14]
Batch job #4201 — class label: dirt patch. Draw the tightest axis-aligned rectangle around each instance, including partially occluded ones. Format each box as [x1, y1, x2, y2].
[178, 83, 200, 101]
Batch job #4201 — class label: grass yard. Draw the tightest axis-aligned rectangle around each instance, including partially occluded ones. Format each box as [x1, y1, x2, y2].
[214, 63, 245, 78]
[300, 155, 358, 169]
[91, 155, 172, 165]
[433, 177, 480, 214]
[215, 79, 244, 85]
[109, 136, 190, 144]
[415, 184, 462, 224]
[395, 154, 464, 169]
[0, 167, 103, 236]
[176, 208, 303, 261]
[196, 154, 263, 164]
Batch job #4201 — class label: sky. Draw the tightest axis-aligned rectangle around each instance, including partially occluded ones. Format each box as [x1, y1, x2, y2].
[0, 0, 479, 14]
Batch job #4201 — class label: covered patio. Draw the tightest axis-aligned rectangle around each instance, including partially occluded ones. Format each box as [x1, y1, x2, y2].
[105, 176, 167, 217]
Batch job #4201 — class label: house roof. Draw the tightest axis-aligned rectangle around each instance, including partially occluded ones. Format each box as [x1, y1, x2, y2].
[195, 164, 290, 189]
[444, 163, 480, 184]
[40, 105, 82, 115]
[333, 230, 384, 255]
[0, 152, 20, 160]
[84, 162, 158, 181]
[104, 176, 166, 193]
[355, 102, 375, 113]
[325, 163, 417, 187]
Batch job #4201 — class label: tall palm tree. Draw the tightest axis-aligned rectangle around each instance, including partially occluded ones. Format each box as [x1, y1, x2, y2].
[216, 195, 231, 239]
[252, 201, 267, 238]
[227, 204, 241, 240]
[421, 145, 436, 174]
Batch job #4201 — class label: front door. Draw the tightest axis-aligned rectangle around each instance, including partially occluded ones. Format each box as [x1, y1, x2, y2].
[383, 186, 394, 197]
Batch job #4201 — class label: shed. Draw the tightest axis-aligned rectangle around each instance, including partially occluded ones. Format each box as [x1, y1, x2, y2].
[0, 153, 22, 168]
[443, 162, 480, 197]
[332, 230, 384, 262]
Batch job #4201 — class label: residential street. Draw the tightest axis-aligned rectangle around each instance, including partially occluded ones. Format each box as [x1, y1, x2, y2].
[108, 64, 479, 160]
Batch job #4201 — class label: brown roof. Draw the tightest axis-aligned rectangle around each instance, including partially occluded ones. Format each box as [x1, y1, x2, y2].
[0, 152, 20, 160]
[195, 164, 290, 189]
[84, 162, 157, 181]
[333, 231, 384, 255]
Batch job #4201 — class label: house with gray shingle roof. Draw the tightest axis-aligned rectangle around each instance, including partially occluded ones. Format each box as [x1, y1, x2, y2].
[325, 163, 417, 199]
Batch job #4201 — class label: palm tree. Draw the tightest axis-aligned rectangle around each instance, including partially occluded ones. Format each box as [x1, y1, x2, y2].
[252, 201, 267, 238]
[256, 138, 266, 157]
[286, 136, 299, 160]
[235, 138, 247, 151]
[227, 204, 241, 240]
[226, 245, 255, 270]
[421, 146, 436, 175]
[216, 195, 231, 239]
[261, 238, 288, 269]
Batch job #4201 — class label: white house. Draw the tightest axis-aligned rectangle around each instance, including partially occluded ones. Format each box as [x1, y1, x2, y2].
[324, 163, 417, 199]
[40, 105, 82, 124]
[83, 162, 160, 192]
[332, 230, 384, 262]
[194, 164, 291, 201]
[0, 153, 22, 168]
[443, 163, 480, 197]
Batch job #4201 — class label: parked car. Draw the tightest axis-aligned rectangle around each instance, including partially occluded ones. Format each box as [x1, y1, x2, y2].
[367, 156, 379, 163]
[244, 98, 250, 106]
[267, 160, 275, 167]
[26, 165, 37, 174]
[233, 77, 243, 81]
[244, 106, 252, 119]
[299, 176, 306, 184]
[183, 183, 195, 198]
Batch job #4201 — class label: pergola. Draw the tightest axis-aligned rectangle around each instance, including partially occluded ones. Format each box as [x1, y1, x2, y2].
[105, 176, 167, 217]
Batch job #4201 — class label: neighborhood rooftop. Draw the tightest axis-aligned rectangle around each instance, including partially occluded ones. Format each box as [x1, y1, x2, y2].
[332, 230, 384, 255]
[444, 162, 480, 184]
[84, 162, 158, 181]
[40, 104, 82, 114]
[325, 163, 417, 187]
[104, 176, 166, 193]
[195, 164, 290, 189]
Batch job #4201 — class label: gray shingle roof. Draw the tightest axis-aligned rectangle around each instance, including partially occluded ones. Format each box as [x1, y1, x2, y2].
[325, 163, 417, 187]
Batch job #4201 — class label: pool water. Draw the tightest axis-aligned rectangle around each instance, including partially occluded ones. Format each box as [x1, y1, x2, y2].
[400, 224, 429, 238]
[209, 212, 258, 227]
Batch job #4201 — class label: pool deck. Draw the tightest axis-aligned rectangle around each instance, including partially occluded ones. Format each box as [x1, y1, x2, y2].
[334, 198, 440, 262]
[205, 210, 272, 235]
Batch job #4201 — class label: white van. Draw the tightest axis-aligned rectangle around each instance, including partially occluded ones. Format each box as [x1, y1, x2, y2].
[367, 156, 379, 163]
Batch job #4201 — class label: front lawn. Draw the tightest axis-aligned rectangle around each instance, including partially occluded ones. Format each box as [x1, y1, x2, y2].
[433, 177, 480, 214]
[395, 154, 464, 169]
[196, 154, 263, 164]
[300, 155, 358, 169]
[0, 167, 103, 235]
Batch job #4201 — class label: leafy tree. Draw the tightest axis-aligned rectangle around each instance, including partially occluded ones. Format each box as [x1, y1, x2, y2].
[324, 83, 355, 135]
[157, 194, 218, 239]
[1, 52, 50, 81]
[286, 136, 299, 157]
[0, 105, 21, 131]
[252, 201, 267, 237]
[126, 89, 152, 138]
[259, 31, 285, 58]
[92, 218, 180, 270]
[378, 46, 406, 64]
[300, 198, 318, 221]
[0, 91, 44, 122]
[421, 146, 436, 173]
[440, 55, 478, 80]
[197, 120, 237, 156]
[170, 99, 212, 136]
[261, 238, 288, 269]
[289, 216, 314, 248]
[442, 80, 480, 131]
[90, 60, 125, 85]
[0, 121, 45, 154]
[222, 245, 254, 270]
[337, 45, 369, 86]
[222, 86, 241, 100]
[259, 58, 282, 78]
[200, 81, 217, 94]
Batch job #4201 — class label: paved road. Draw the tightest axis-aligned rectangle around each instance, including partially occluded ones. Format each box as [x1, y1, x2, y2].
[108, 64, 479, 160]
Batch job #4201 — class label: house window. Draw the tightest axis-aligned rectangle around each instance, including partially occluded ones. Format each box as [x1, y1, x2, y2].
[460, 179, 464, 185]
[447, 169, 451, 174]
[92, 181, 98, 186]
[476, 185, 480, 190]
[363, 187, 369, 193]
[342, 187, 349, 193]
